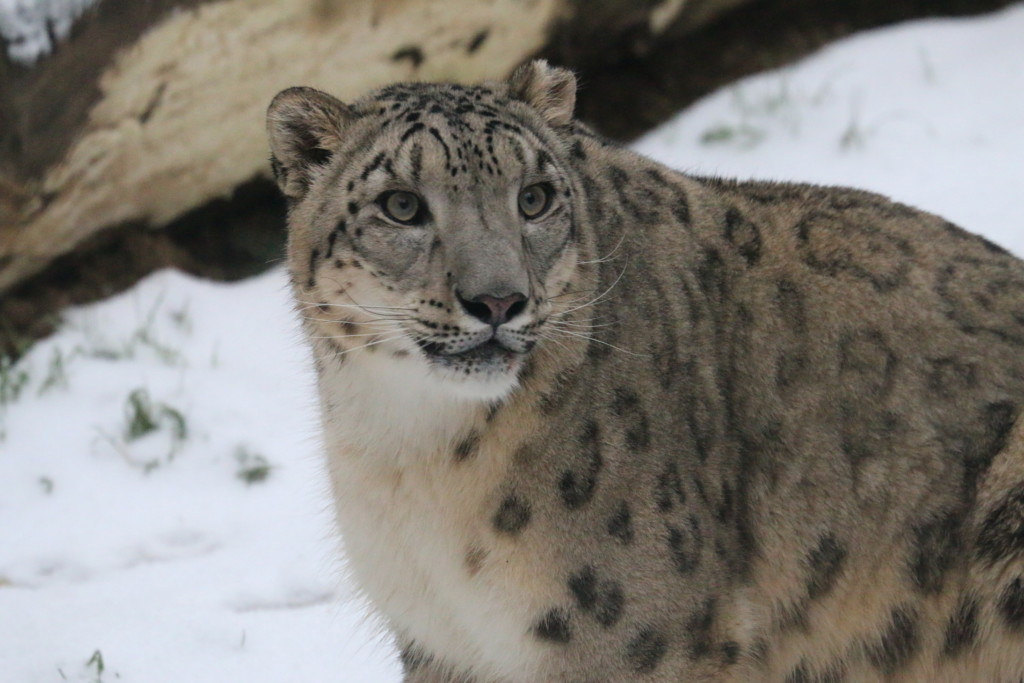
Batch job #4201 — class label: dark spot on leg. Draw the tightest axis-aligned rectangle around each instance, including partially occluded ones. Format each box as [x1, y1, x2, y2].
[807, 535, 846, 600]
[864, 606, 918, 674]
[625, 628, 667, 673]
[608, 501, 634, 544]
[568, 566, 597, 609]
[493, 495, 531, 534]
[998, 577, 1024, 632]
[976, 484, 1024, 565]
[534, 609, 572, 644]
[943, 595, 979, 657]
[567, 566, 623, 627]
[721, 641, 740, 665]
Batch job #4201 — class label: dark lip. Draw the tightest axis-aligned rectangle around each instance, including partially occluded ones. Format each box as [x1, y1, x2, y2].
[417, 338, 519, 360]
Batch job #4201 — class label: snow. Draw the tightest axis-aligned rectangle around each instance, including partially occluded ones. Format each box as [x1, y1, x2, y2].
[2, 4, 1023, 681]
[633, 4, 1024, 256]
[0, 271, 400, 681]
[0, 0, 98, 64]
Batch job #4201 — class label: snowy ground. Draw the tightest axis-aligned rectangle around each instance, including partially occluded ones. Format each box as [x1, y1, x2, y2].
[0, 0, 98, 64]
[2, 5, 1023, 681]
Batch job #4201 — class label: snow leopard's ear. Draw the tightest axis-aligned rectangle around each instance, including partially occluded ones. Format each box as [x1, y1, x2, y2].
[267, 87, 352, 201]
[507, 59, 577, 127]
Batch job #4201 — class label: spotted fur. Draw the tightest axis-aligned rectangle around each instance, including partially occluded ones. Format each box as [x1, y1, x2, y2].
[267, 60, 1024, 681]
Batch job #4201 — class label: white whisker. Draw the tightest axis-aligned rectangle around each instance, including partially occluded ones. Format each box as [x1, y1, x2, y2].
[554, 264, 628, 317]
[297, 300, 416, 313]
[301, 316, 411, 329]
[543, 327, 645, 357]
[546, 318, 618, 330]
[578, 231, 627, 266]
[329, 334, 408, 356]
[310, 329, 402, 341]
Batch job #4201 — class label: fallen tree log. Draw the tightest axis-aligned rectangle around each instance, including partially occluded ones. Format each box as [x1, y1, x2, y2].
[0, 0, 737, 296]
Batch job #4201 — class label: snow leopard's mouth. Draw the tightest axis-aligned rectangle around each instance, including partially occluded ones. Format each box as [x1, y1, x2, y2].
[416, 338, 526, 375]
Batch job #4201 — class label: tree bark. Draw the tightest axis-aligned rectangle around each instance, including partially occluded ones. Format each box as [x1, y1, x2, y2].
[0, 0, 734, 297]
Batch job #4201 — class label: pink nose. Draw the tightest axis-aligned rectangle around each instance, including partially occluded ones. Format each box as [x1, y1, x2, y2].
[458, 292, 527, 326]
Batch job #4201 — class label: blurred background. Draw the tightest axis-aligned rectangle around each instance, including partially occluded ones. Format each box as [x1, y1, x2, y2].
[2, 0, 1023, 681]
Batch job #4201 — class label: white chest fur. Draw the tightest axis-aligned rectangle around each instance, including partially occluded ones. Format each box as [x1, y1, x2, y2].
[318, 352, 552, 681]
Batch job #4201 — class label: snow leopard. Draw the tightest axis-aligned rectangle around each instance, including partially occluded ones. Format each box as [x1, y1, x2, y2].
[266, 60, 1024, 682]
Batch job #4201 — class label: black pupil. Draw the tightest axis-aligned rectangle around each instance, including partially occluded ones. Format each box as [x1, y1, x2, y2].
[523, 186, 545, 213]
[390, 193, 417, 219]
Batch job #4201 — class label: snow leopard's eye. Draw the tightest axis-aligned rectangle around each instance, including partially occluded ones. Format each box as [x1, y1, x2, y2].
[379, 191, 427, 225]
[518, 183, 553, 219]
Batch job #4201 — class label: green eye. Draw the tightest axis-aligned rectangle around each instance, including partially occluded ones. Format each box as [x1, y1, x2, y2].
[380, 191, 425, 224]
[518, 183, 553, 219]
